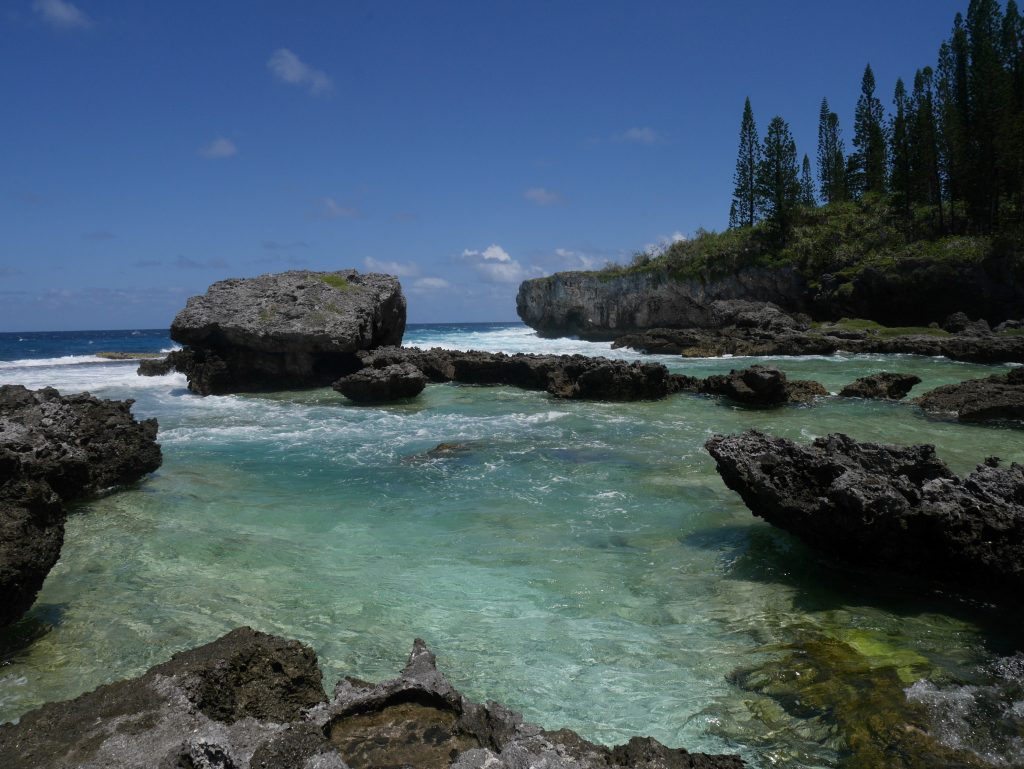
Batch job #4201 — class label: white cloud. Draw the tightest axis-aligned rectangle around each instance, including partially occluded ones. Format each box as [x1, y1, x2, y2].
[462, 244, 534, 284]
[315, 198, 360, 220]
[268, 49, 333, 95]
[644, 231, 686, 255]
[616, 126, 660, 145]
[363, 256, 420, 277]
[198, 137, 238, 159]
[523, 187, 563, 206]
[32, 0, 92, 29]
[553, 247, 608, 271]
[411, 277, 450, 293]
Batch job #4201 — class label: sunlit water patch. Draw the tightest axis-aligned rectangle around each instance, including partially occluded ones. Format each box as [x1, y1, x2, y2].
[1, 323, 1023, 768]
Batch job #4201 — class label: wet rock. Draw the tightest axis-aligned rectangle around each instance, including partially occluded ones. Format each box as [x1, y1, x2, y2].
[168, 270, 406, 395]
[0, 630, 745, 769]
[699, 365, 827, 406]
[0, 385, 162, 630]
[137, 355, 176, 376]
[705, 429, 1024, 601]
[333, 363, 427, 403]
[838, 372, 922, 400]
[915, 367, 1024, 423]
[356, 347, 672, 401]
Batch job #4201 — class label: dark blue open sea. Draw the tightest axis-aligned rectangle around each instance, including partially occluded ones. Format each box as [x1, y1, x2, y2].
[2, 323, 1023, 767]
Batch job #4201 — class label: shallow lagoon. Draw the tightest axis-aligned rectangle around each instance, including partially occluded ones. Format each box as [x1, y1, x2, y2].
[1, 324, 1022, 768]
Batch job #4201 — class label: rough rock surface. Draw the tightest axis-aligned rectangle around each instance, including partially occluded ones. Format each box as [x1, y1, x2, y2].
[698, 365, 827, 406]
[0, 628, 745, 769]
[516, 269, 808, 340]
[136, 356, 176, 376]
[915, 367, 1024, 423]
[356, 347, 672, 401]
[168, 270, 406, 395]
[705, 430, 1024, 599]
[333, 363, 427, 403]
[613, 324, 1024, 364]
[0, 385, 162, 630]
[838, 372, 922, 400]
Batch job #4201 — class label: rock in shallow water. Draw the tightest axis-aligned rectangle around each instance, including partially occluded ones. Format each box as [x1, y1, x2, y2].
[838, 372, 921, 400]
[698, 365, 827, 406]
[704, 429, 1024, 602]
[0, 629, 745, 769]
[915, 366, 1024, 423]
[0, 385, 162, 631]
[168, 270, 406, 395]
[333, 362, 427, 403]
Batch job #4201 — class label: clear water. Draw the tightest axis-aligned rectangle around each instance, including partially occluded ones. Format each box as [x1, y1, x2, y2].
[1, 323, 1022, 768]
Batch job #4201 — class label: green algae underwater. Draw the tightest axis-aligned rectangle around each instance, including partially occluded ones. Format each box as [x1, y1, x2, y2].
[1, 324, 1023, 769]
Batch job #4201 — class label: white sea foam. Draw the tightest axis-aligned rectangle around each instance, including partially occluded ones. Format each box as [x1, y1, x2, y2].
[0, 354, 110, 369]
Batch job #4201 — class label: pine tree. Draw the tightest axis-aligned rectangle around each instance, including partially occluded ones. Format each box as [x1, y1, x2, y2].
[1001, 0, 1024, 220]
[937, 16, 971, 232]
[966, 0, 1005, 229]
[756, 116, 801, 243]
[800, 154, 816, 206]
[890, 78, 912, 218]
[909, 67, 944, 231]
[852, 64, 888, 196]
[816, 99, 847, 204]
[730, 98, 761, 227]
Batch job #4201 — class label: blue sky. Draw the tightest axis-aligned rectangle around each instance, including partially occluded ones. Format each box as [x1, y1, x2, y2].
[2, 0, 967, 330]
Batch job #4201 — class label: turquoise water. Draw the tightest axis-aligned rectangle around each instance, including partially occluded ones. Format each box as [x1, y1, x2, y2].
[1, 324, 1023, 768]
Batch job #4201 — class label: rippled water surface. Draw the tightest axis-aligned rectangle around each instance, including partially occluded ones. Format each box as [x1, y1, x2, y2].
[1, 323, 1023, 768]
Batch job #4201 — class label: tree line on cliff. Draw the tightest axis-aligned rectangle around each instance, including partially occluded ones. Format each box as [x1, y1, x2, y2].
[729, 0, 1024, 247]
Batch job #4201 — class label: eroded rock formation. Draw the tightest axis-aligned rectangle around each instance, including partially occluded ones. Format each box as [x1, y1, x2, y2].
[697, 365, 827, 406]
[838, 372, 922, 400]
[705, 430, 1024, 600]
[915, 367, 1024, 423]
[0, 628, 745, 769]
[168, 270, 406, 395]
[0, 385, 162, 630]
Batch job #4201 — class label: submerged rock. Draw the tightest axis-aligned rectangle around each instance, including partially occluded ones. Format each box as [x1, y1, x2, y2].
[333, 362, 427, 403]
[168, 270, 406, 395]
[0, 629, 745, 769]
[704, 429, 1024, 601]
[915, 367, 1024, 423]
[355, 347, 672, 401]
[699, 365, 827, 406]
[838, 372, 922, 400]
[0, 385, 162, 631]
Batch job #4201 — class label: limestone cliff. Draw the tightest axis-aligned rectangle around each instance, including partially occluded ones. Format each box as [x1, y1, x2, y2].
[515, 266, 807, 340]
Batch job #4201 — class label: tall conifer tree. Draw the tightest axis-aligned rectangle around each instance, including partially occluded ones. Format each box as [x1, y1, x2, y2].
[890, 78, 912, 218]
[800, 154, 816, 206]
[756, 116, 801, 243]
[852, 64, 888, 196]
[730, 98, 761, 227]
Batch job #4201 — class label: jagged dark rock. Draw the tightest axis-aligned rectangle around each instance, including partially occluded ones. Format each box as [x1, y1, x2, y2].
[0, 629, 745, 769]
[915, 367, 1024, 423]
[614, 325, 1024, 364]
[333, 363, 427, 403]
[137, 355, 176, 376]
[355, 347, 672, 401]
[699, 365, 827, 406]
[168, 270, 406, 395]
[0, 385, 162, 631]
[838, 372, 922, 400]
[705, 429, 1024, 600]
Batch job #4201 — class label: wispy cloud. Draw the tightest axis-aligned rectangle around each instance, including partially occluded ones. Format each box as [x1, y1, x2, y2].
[268, 48, 333, 95]
[262, 239, 309, 251]
[362, 256, 420, 277]
[0, 267, 23, 277]
[313, 197, 360, 220]
[82, 230, 115, 241]
[198, 137, 238, 159]
[615, 126, 660, 145]
[174, 255, 229, 270]
[32, 0, 92, 29]
[253, 253, 308, 267]
[644, 231, 686, 254]
[411, 277, 450, 293]
[552, 247, 611, 271]
[462, 244, 536, 284]
[523, 187, 564, 206]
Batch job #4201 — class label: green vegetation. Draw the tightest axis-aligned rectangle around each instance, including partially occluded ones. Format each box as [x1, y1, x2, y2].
[319, 274, 352, 291]
[812, 318, 950, 338]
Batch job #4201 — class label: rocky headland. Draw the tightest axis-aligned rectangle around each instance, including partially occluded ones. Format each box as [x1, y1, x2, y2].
[705, 430, 1024, 602]
[166, 270, 406, 395]
[0, 627, 745, 769]
[0, 385, 162, 631]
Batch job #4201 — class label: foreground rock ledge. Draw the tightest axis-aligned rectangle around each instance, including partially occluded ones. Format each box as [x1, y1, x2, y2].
[0, 385, 162, 631]
[705, 430, 1024, 600]
[169, 270, 406, 395]
[0, 627, 745, 769]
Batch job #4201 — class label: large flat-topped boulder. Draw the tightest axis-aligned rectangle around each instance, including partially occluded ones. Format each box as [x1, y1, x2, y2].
[168, 270, 406, 394]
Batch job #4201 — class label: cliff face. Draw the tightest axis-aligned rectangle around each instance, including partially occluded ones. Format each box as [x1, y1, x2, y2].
[516, 266, 808, 340]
